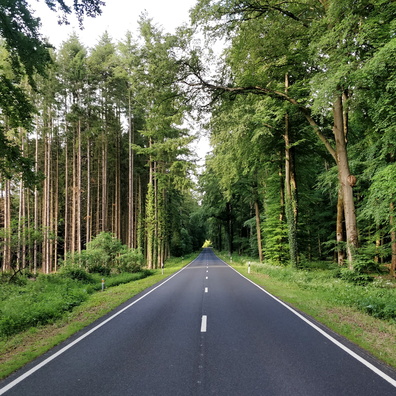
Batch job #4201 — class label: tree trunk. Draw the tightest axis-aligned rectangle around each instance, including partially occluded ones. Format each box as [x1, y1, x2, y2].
[71, 135, 76, 254]
[227, 202, 233, 255]
[336, 187, 345, 266]
[101, 130, 108, 232]
[86, 138, 92, 245]
[2, 179, 12, 272]
[128, 95, 135, 248]
[64, 139, 69, 257]
[284, 75, 299, 267]
[390, 203, 396, 277]
[76, 119, 82, 253]
[333, 94, 358, 267]
[34, 126, 39, 274]
[254, 200, 263, 263]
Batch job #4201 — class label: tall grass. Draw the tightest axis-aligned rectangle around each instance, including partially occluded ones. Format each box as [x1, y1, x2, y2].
[217, 252, 396, 322]
[0, 270, 153, 338]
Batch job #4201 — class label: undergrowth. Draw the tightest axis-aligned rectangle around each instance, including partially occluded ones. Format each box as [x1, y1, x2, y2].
[217, 252, 396, 322]
[0, 270, 153, 338]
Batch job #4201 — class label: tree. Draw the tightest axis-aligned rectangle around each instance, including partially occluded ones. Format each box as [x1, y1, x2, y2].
[0, 0, 104, 182]
[132, 16, 194, 268]
[189, 0, 396, 267]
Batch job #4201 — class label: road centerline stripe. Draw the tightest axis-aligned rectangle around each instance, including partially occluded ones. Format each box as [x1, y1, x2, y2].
[200, 315, 207, 332]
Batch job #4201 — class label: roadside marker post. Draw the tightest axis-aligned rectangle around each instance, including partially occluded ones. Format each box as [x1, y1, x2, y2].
[101, 278, 105, 292]
[248, 262, 251, 274]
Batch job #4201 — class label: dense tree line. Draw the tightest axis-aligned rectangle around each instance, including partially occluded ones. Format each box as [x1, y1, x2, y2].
[0, 6, 205, 274]
[189, 0, 396, 276]
[1, 0, 396, 279]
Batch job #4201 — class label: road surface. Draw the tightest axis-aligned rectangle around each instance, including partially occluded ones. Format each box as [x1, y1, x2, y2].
[1, 248, 396, 395]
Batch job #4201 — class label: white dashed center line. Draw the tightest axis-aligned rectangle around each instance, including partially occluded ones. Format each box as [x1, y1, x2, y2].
[205, 287, 208, 293]
[200, 315, 207, 332]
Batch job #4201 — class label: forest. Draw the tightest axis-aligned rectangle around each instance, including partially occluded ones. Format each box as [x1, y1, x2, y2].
[1, 0, 396, 281]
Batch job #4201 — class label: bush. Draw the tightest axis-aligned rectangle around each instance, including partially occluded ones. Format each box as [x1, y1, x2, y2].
[86, 232, 123, 262]
[116, 248, 144, 273]
[59, 265, 95, 283]
[61, 233, 147, 275]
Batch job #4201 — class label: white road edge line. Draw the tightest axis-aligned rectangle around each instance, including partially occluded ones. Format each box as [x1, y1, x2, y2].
[201, 315, 207, 332]
[223, 260, 396, 389]
[0, 257, 200, 395]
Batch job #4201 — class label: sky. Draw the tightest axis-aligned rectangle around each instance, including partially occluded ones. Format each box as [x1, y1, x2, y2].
[28, 0, 211, 165]
[29, 0, 199, 48]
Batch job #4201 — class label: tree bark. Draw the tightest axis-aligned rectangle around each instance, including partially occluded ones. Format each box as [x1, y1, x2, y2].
[77, 118, 82, 253]
[284, 74, 298, 267]
[128, 94, 135, 248]
[254, 200, 263, 263]
[336, 187, 345, 266]
[2, 179, 12, 272]
[390, 203, 396, 277]
[333, 94, 358, 267]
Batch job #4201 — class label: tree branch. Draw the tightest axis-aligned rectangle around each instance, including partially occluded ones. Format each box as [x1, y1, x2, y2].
[182, 68, 337, 161]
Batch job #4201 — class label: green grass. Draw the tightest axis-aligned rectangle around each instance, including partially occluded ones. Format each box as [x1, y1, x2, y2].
[216, 252, 396, 369]
[0, 252, 198, 380]
[0, 270, 154, 338]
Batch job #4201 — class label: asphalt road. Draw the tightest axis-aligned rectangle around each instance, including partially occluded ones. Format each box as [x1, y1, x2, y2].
[1, 248, 396, 395]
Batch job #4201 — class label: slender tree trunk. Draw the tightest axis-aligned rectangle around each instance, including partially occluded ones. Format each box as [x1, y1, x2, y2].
[284, 74, 299, 267]
[101, 129, 108, 232]
[390, 203, 396, 277]
[146, 157, 154, 270]
[137, 175, 144, 251]
[86, 138, 92, 244]
[17, 130, 26, 271]
[34, 126, 39, 274]
[254, 200, 263, 263]
[54, 140, 59, 271]
[227, 202, 233, 255]
[77, 119, 82, 253]
[153, 161, 158, 269]
[336, 187, 345, 266]
[71, 136, 76, 253]
[96, 159, 101, 236]
[42, 127, 51, 273]
[128, 95, 135, 248]
[2, 179, 11, 272]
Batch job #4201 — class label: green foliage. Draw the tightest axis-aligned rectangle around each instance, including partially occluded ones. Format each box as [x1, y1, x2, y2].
[116, 248, 144, 273]
[0, 268, 153, 338]
[0, 0, 104, 182]
[58, 265, 95, 283]
[95, 270, 153, 289]
[62, 233, 144, 275]
[239, 257, 396, 322]
[337, 268, 373, 286]
[360, 164, 396, 227]
[0, 275, 90, 337]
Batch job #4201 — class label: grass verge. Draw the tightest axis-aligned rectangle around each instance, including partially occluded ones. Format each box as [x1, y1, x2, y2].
[216, 253, 396, 370]
[0, 253, 198, 380]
